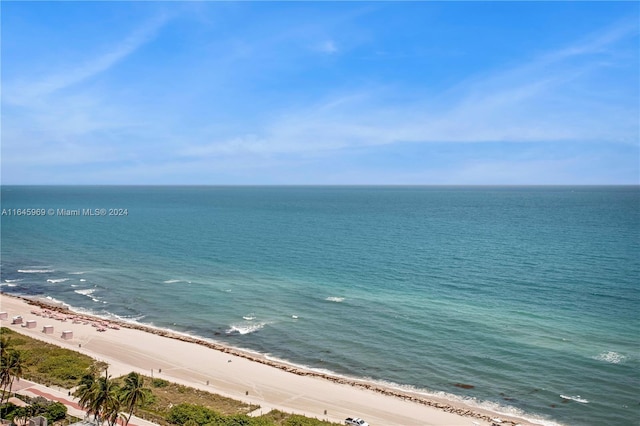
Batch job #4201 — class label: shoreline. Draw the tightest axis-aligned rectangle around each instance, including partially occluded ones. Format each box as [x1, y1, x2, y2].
[1, 292, 544, 426]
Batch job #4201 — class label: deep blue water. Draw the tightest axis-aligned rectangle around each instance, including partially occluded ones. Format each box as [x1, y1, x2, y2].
[1, 186, 638, 426]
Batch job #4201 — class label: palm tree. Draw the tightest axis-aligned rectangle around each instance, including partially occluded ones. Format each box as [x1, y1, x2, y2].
[0, 333, 11, 359]
[120, 372, 149, 426]
[0, 358, 10, 405]
[75, 363, 120, 425]
[75, 370, 98, 420]
[92, 370, 121, 425]
[104, 396, 123, 426]
[93, 371, 120, 426]
[3, 349, 24, 402]
[0, 333, 13, 404]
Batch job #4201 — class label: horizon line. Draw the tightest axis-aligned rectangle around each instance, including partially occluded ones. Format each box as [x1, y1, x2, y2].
[1, 184, 638, 188]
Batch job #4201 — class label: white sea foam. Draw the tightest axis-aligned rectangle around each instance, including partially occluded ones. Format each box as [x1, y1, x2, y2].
[18, 269, 54, 273]
[325, 296, 345, 302]
[68, 271, 87, 275]
[4, 279, 23, 283]
[124, 314, 147, 322]
[364, 380, 567, 426]
[163, 279, 182, 284]
[74, 288, 100, 302]
[560, 395, 589, 404]
[226, 322, 266, 335]
[105, 312, 147, 323]
[80, 279, 87, 282]
[593, 351, 626, 364]
[47, 278, 70, 284]
[244, 357, 566, 426]
[42, 296, 70, 308]
[242, 315, 256, 321]
[98, 310, 146, 322]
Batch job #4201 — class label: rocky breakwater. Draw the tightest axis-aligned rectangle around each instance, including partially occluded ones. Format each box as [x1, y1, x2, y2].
[20, 296, 527, 426]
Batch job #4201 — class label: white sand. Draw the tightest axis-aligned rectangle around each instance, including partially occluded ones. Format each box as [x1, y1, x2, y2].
[0, 294, 539, 426]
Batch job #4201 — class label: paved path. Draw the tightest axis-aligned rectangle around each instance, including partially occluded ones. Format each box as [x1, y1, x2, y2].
[9, 379, 158, 426]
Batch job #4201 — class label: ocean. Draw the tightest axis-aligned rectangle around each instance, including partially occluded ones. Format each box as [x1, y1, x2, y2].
[1, 186, 638, 426]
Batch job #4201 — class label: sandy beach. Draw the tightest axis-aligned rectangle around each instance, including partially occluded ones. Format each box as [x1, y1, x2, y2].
[0, 293, 538, 426]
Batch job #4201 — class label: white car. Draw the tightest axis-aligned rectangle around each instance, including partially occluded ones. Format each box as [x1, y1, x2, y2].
[345, 417, 369, 426]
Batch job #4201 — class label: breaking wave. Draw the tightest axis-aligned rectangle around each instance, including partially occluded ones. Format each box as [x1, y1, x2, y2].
[47, 278, 70, 284]
[325, 296, 345, 303]
[226, 322, 266, 335]
[74, 288, 101, 302]
[560, 395, 589, 404]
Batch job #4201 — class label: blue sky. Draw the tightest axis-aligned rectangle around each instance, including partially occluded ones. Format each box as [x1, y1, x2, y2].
[2, 1, 638, 184]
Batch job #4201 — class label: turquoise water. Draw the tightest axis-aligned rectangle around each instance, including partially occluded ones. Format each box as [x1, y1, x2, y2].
[1, 186, 638, 425]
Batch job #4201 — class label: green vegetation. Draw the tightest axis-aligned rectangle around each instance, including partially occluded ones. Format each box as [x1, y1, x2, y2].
[0, 334, 24, 404]
[75, 364, 150, 426]
[122, 371, 151, 425]
[132, 380, 340, 426]
[0, 327, 93, 388]
[257, 411, 340, 426]
[1, 397, 67, 424]
[152, 378, 170, 387]
[2, 327, 342, 426]
[135, 377, 252, 424]
[165, 404, 338, 426]
[166, 403, 257, 425]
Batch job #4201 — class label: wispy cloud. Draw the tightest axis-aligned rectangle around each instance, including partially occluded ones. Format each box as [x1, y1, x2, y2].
[2, 4, 637, 185]
[178, 18, 637, 159]
[2, 12, 171, 174]
[544, 17, 638, 61]
[5, 13, 169, 107]
[316, 40, 338, 54]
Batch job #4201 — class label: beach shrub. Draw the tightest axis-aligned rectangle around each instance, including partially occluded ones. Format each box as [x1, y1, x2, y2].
[0, 328, 93, 388]
[0, 329, 26, 347]
[152, 378, 169, 388]
[138, 377, 253, 420]
[0, 402, 19, 420]
[167, 403, 222, 425]
[37, 354, 87, 381]
[44, 401, 68, 422]
[0, 400, 66, 424]
[140, 392, 157, 407]
[166, 405, 273, 426]
[258, 411, 341, 426]
[211, 415, 255, 426]
[283, 416, 338, 426]
[6, 406, 28, 422]
[205, 415, 271, 426]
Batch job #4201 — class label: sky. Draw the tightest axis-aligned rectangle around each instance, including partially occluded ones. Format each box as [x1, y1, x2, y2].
[1, 1, 638, 185]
